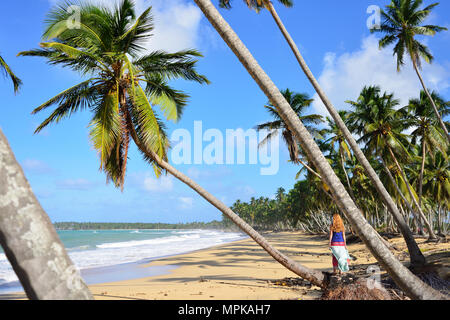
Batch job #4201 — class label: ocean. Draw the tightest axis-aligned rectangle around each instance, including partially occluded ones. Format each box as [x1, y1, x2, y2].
[0, 229, 247, 293]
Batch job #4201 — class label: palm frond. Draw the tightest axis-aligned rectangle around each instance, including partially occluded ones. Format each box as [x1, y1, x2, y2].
[0, 54, 22, 93]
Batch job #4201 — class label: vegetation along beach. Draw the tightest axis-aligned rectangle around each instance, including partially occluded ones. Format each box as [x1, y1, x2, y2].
[0, 0, 449, 302]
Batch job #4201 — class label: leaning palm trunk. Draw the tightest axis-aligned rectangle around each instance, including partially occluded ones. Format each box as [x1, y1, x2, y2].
[0, 129, 92, 300]
[339, 150, 356, 202]
[387, 147, 437, 240]
[193, 0, 446, 299]
[380, 157, 423, 234]
[412, 59, 450, 143]
[418, 140, 426, 208]
[262, 1, 426, 266]
[126, 126, 327, 288]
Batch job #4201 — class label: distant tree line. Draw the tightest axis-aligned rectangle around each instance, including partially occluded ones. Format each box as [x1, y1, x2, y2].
[54, 221, 227, 230]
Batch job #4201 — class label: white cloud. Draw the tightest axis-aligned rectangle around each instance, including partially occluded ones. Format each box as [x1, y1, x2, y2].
[56, 178, 94, 190]
[22, 159, 54, 175]
[142, 174, 174, 192]
[138, 0, 202, 53]
[49, 0, 203, 53]
[311, 35, 450, 118]
[178, 196, 194, 209]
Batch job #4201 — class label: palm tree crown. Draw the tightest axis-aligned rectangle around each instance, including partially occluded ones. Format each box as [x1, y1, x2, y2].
[372, 0, 449, 142]
[407, 90, 449, 155]
[19, 0, 209, 189]
[256, 88, 323, 163]
[372, 0, 447, 71]
[346, 86, 411, 160]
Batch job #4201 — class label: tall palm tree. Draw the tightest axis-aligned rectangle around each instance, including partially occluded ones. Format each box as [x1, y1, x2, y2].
[193, 0, 445, 299]
[255, 89, 342, 206]
[217, 0, 416, 255]
[405, 90, 449, 207]
[20, 1, 208, 189]
[19, 0, 327, 289]
[256, 88, 323, 164]
[347, 85, 437, 240]
[380, 156, 423, 231]
[0, 129, 92, 299]
[323, 111, 357, 202]
[372, 0, 449, 142]
[0, 54, 22, 93]
[422, 151, 450, 233]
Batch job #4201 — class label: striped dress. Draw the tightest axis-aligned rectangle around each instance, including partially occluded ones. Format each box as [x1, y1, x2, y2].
[331, 231, 346, 267]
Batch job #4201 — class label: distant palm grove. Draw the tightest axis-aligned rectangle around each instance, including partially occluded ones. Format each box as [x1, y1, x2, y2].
[226, 87, 449, 236]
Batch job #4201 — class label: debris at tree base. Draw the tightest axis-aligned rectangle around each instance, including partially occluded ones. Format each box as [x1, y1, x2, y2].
[269, 277, 313, 288]
[321, 281, 392, 300]
[321, 274, 392, 300]
[270, 275, 396, 300]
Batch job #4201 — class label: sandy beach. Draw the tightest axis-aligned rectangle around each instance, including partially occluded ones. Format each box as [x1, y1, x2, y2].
[90, 231, 450, 300]
[1, 231, 448, 300]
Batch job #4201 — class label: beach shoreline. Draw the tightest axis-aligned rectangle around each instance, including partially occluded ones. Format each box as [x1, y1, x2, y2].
[1, 231, 448, 300]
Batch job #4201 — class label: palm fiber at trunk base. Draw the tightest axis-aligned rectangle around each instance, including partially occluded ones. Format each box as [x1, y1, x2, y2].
[321, 277, 392, 300]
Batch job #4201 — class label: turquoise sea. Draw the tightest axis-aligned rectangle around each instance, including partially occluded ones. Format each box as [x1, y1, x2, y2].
[0, 229, 246, 293]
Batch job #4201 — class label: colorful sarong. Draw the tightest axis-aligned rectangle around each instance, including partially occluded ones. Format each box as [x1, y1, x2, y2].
[330, 243, 351, 272]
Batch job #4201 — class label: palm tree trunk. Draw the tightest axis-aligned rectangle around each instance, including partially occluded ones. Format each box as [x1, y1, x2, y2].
[298, 158, 320, 179]
[132, 136, 327, 287]
[339, 150, 356, 202]
[412, 59, 450, 143]
[119, 88, 131, 190]
[418, 139, 426, 208]
[193, 0, 445, 300]
[380, 156, 419, 224]
[387, 147, 437, 240]
[297, 158, 343, 205]
[122, 102, 328, 288]
[262, 0, 424, 260]
[0, 129, 93, 300]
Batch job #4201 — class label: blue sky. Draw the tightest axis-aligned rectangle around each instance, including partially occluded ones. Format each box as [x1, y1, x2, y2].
[1, 0, 449, 223]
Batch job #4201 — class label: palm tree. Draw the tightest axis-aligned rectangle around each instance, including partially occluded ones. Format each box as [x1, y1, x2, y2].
[323, 111, 357, 202]
[0, 129, 92, 299]
[255, 89, 343, 206]
[217, 0, 416, 255]
[405, 90, 449, 207]
[20, 1, 209, 189]
[372, 0, 449, 142]
[256, 88, 323, 164]
[0, 54, 22, 93]
[422, 151, 449, 234]
[19, 0, 328, 289]
[380, 156, 424, 231]
[193, 0, 445, 299]
[347, 85, 437, 240]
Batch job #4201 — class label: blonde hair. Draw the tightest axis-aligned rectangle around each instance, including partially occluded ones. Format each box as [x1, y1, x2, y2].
[331, 213, 345, 233]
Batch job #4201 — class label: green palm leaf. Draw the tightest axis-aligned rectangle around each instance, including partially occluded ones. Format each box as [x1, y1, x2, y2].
[0, 54, 22, 93]
[20, 0, 209, 189]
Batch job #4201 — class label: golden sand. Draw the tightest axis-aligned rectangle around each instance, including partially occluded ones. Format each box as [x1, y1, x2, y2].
[2, 231, 448, 300]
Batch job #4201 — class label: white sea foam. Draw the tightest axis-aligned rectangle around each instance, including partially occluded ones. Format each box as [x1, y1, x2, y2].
[0, 229, 246, 289]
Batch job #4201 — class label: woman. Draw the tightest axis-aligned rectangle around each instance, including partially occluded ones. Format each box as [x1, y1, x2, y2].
[328, 213, 350, 274]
